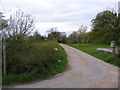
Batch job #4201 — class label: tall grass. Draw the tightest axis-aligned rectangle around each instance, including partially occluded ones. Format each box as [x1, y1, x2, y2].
[3, 40, 67, 86]
[67, 43, 120, 67]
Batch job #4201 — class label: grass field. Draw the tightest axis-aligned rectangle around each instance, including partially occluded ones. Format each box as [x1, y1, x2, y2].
[3, 41, 68, 86]
[67, 43, 120, 67]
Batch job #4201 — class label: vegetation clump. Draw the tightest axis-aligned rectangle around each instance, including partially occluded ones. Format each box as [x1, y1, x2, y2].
[3, 40, 67, 85]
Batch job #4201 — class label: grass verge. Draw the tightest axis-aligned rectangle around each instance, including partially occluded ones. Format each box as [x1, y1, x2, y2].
[67, 43, 120, 67]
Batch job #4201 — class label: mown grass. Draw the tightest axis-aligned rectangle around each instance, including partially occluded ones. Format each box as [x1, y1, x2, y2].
[2, 41, 67, 86]
[67, 43, 120, 67]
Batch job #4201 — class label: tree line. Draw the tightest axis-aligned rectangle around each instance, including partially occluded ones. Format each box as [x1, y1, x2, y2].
[1, 8, 120, 45]
[46, 9, 120, 45]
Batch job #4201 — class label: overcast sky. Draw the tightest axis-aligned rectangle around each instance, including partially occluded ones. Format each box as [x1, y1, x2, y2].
[0, 0, 119, 35]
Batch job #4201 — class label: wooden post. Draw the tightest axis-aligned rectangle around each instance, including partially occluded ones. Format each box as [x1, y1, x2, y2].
[2, 38, 6, 76]
[110, 41, 116, 54]
[112, 46, 115, 54]
[3, 39, 6, 75]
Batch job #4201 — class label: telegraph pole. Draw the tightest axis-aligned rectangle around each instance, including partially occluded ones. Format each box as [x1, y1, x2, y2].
[118, 1, 120, 26]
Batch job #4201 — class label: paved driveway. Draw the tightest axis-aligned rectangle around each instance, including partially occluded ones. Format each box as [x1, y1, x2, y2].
[10, 44, 119, 88]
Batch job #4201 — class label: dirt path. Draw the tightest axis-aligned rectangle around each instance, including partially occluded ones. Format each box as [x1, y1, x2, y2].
[10, 44, 119, 88]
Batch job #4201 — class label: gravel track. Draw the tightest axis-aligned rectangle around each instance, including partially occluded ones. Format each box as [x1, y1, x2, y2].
[8, 44, 118, 88]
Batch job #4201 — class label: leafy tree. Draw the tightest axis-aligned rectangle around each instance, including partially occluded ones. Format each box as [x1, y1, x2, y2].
[89, 10, 120, 44]
[91, 10, 117, 29]
[58, 32, 67, 43]
[47, 27, 61, 40]
[28, 30, 45, 42]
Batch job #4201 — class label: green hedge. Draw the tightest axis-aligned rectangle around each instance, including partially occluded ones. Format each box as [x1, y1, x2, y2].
[3, 40, 67, 85]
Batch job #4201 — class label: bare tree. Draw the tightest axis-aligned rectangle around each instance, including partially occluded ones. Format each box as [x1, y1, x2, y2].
[6, 9, 35, 39]
[46, 27, 58, 35]
[77, 25, 87, 43]
[77, 25, 87, 34]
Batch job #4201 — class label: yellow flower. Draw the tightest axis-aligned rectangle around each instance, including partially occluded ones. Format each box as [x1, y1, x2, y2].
[58, 60, 61, 63]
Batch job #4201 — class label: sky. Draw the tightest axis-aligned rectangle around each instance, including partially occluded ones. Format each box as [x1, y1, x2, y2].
[0, 0, 119, 36]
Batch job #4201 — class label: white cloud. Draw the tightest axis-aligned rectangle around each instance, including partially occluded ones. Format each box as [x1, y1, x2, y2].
[1, 0, 119, 35]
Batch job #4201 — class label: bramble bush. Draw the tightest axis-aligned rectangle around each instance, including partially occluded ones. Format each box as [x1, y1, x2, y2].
[3, 38, 67, 85]
[6, 39, 66, 75]
[2, 9, 68, 85]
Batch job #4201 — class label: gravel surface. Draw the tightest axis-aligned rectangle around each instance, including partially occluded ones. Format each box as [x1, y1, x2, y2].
[8, 44, 118, 88]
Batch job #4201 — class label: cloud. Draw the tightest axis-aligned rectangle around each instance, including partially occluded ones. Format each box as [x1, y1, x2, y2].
[1, 0, 119, 35]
